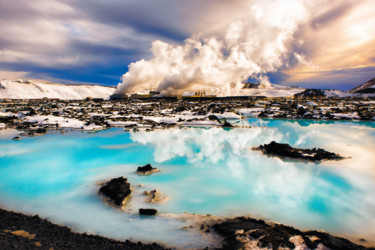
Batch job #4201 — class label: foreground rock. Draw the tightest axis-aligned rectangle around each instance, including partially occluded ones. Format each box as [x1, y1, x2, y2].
[136, 164, 160, 175]
[98, 177, 131, 207]
[211, 216, 373, 250]
[0, 208, 165, 249]
[139, 208, 158, 216]
[254, 141, 345, 162]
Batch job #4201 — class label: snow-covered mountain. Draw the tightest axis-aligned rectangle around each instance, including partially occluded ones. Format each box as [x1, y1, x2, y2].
[293, 89, 354, 98]
[1, 78, 373, 100]
[238, 82, 305, 97]
[348, 77, 375, 93]
[0, 79, 115, 100]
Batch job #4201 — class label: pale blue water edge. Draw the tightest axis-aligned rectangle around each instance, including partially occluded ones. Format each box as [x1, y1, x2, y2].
[0, 118, 375, 248]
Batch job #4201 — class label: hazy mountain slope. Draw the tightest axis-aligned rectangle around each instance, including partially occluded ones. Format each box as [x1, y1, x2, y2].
[0, 79, 115, 100]
[348, 78, 375, 93]
[238, 82, 305, 97]
[294, 89, 355, 98]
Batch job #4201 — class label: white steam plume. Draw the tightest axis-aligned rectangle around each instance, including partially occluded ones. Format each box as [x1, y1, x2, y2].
[115, 0, 307, 96]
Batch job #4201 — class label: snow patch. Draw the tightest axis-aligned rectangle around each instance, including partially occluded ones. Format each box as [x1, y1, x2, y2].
[0, 79, 115, 100]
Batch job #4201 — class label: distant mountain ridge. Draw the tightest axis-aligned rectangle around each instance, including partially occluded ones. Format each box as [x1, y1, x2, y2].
[1, 77, 374, 100]
[0, 79, 115, 100]
[348, 77, 375, 93]
[293, 89, 353, 98]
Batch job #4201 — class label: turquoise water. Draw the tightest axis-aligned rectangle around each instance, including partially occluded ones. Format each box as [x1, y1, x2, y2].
[0, 119, 375, 247]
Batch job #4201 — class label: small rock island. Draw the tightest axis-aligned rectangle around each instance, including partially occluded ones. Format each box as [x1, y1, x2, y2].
[253, 141, 345, 162]
[98, 177, 131, 207]
[136, 164, 160, 175]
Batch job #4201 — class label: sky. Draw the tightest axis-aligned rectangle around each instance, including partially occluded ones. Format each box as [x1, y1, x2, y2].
[0, 0, 374, 91]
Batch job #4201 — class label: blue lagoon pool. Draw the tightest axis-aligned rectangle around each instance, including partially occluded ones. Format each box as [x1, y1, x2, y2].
[0, 119, 374, 247]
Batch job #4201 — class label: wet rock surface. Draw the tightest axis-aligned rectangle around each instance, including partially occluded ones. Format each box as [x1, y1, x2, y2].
[221, 119, 233, 128]
[0, 208, 165, 250]
[211, 216, 374, 250]
[136, 164, 159, 175]
[98, 177, 131, 207]
[139, 208, 158, 216]
[254, 141, 345, 162]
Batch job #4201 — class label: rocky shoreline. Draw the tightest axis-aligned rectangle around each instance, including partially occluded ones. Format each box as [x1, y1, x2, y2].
[0, 207, 166, 250]
[210, 217, 374, 250]
[1, 207, 374, 250]
[0, 97, 374, 139]
[94, 173, 373, 249]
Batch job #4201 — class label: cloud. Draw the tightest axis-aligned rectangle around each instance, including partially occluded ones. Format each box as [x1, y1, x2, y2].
[0, 0, 374, 89]
[0, 70, 30, 80]
[285, 0, 375, 87]
[116, 0, 308, 96]
[0, 0, 186, 84]
[115, 0, 375, 94]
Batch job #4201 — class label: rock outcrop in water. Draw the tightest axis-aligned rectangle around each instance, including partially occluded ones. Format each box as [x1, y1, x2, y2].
[136, 164, 160, 175]
[98, 177, 131, 207]
[211, 217, 372, 250]
[139, 208, 158, 216]
[221, 119, 233, 128]
[253, 141, 345, 161]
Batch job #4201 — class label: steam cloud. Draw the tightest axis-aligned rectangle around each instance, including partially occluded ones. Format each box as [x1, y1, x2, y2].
[115, 0, 309, 96]
[115, 0, 374, 96]
[116, 1, 305, 95]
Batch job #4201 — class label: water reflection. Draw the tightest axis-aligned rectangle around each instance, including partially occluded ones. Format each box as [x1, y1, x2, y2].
[0, 119, 374, 246]
[130, 125, 375, 239]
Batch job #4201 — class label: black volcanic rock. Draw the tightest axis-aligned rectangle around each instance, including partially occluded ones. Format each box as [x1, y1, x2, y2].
[222, 119, 233, 128]
[211, 217, 371, 250]
[136, 164, 159, 175]
[99, 177, 131, 207]
[208, 115, 220, 122]
[0, 208, 165, 249]
[254, 141, 345, 162]
[139, 208, 158, 216]
[293, 89, 326, 98]
[34, 127, 47, 135]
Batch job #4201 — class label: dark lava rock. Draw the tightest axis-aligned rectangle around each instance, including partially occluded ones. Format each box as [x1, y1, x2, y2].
[208, 115, 220, 122]
[254, 141, 345, 162]
[211, 217, 372, 250]
[98, 177, 131, 207]
[136, 164, 159, 175]
[294, 89, 327, 98]
[0, 208, 166, 249]
[12, 136, 21, 141]
[139, 208, 158, 216]
[222, 119, 233, 128]
[174, 106, 186, 112]
[34, 128, 47, 135]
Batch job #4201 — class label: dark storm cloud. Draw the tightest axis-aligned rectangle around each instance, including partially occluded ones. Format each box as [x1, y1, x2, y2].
[0, 0, 374, 90]
[69, 0, 189, 41]
[310, 1, 356, 29]
[0, 0, 186, 84]
[0, 0, 37, 20]
[69, 40, 145, 59]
